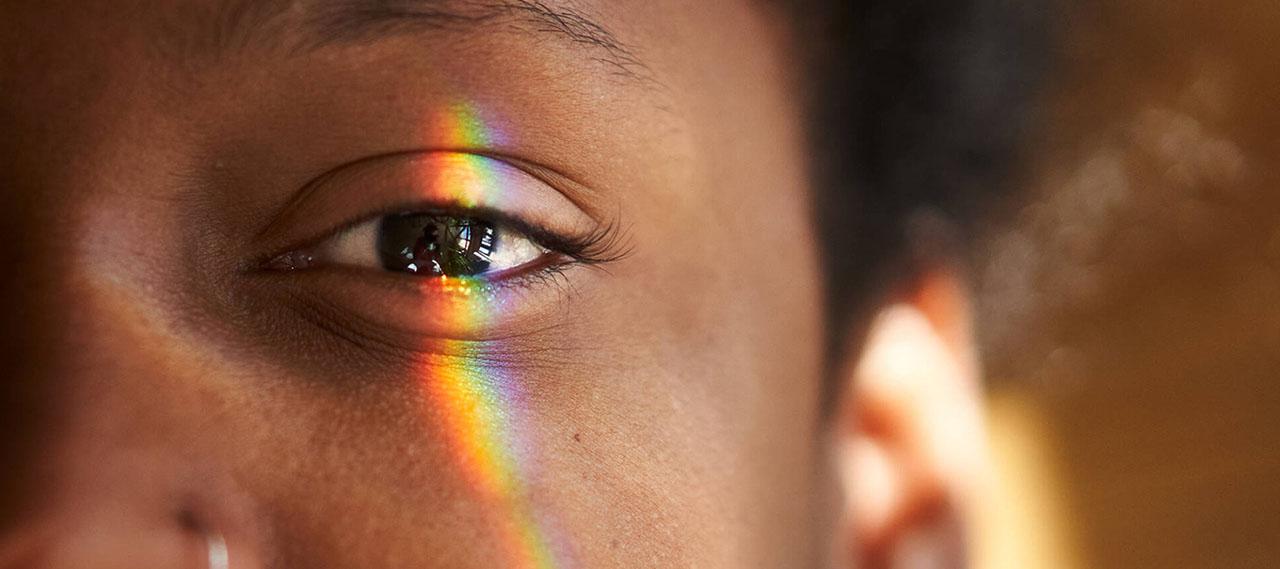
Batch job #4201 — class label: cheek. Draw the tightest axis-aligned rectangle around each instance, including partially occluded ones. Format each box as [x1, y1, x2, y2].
[563, 131, 826, 565]
[555, 7, 829, 559]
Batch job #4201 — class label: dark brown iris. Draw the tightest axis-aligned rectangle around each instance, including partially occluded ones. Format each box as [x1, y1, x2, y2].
[377, 213, 498, 277]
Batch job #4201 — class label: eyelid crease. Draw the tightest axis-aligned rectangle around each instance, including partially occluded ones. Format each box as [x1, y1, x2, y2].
[487, 153, 608, 219]
[251, 151, 613, 271]
[255, 148, 605, 243]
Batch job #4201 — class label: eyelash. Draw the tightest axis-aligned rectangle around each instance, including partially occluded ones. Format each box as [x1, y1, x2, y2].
[508, 211, 632, 268]
[261, 203, 631, 282]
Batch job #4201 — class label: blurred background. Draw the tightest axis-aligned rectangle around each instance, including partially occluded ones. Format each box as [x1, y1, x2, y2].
[973, 2, 1280, 568]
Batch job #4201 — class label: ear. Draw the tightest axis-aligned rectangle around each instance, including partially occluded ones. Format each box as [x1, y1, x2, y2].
[832, 268, 991, 569]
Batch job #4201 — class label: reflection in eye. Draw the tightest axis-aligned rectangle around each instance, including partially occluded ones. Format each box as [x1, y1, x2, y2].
[325, 212, 549, 278]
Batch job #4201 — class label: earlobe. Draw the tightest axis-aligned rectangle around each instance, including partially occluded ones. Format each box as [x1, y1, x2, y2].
[833, 270, 989, 569]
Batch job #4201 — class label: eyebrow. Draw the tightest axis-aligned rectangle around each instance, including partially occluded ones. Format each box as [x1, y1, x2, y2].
[208, 0, 650, 81]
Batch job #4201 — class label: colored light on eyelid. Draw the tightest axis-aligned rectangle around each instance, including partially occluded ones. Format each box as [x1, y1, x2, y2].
[425, 154, 505, 208]
[417, 103, 570, 568]
[421, 102, 507, 208]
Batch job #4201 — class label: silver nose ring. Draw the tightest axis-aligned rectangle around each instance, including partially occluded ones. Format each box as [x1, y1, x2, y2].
[205, 531, 229, 569]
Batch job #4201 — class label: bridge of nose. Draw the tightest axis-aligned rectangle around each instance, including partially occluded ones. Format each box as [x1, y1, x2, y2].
[0, 214, 265, 569]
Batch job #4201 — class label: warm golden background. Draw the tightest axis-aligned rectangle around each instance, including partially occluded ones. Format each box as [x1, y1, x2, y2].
[975, 2, 1280, 568]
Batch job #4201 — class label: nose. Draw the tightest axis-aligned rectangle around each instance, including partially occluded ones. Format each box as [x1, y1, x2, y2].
[0, 451, 238, 569]
[0, 226, 263, 569]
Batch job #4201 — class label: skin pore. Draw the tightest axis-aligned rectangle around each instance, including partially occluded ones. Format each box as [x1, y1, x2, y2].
[0, 1, 986, 568]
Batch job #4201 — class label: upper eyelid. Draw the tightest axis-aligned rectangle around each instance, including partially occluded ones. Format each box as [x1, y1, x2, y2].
[257, 149, 603, 243]
[252, 151, 601, 262]
[490, 153, 607, 219]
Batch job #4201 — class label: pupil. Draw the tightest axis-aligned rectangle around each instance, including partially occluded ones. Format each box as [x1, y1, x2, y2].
[377, 213, 498, 277]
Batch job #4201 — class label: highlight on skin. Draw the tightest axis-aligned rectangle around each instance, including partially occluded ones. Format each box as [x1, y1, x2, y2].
[414, 101, 570, 568]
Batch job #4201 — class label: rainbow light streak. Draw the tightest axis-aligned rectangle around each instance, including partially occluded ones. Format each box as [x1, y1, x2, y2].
[417, 102, 570, 568]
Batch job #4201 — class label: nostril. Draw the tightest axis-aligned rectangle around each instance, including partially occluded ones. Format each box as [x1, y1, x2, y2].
[0, 482, 261, 569]
[0, 511, 211, 569]
[177, 505, 230, 569]
[173, 481, 268, 569]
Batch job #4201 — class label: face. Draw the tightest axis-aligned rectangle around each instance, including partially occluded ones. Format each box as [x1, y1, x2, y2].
[0, 1, 831, 567]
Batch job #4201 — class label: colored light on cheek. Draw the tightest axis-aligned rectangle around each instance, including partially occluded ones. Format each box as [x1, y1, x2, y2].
[415, 103, 570, 568]
[430, 359, 517, 497]
[422, 327, 565, 568]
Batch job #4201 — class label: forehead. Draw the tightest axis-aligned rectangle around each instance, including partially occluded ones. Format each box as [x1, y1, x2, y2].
[0, 0, 778, 76]
[0, 0, 795, 154]
[0, 0, 803, 215]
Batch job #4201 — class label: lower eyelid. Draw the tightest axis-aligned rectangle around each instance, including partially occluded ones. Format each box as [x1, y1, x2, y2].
[258, 260, 586, 342]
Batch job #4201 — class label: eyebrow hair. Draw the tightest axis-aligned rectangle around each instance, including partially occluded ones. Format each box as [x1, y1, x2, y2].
[208, 0, 650, 81]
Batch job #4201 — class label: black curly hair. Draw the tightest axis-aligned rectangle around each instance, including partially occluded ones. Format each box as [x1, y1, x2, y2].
[780, 0, 1050, 362]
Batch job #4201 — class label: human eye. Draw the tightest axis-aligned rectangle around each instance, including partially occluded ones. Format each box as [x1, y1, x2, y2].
[261, 151, 621, 280]
[252, 151, 626, 340]
[275, 210, 555, 281]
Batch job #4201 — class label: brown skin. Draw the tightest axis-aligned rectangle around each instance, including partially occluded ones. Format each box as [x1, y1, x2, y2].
[0, 2, 984, 568]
